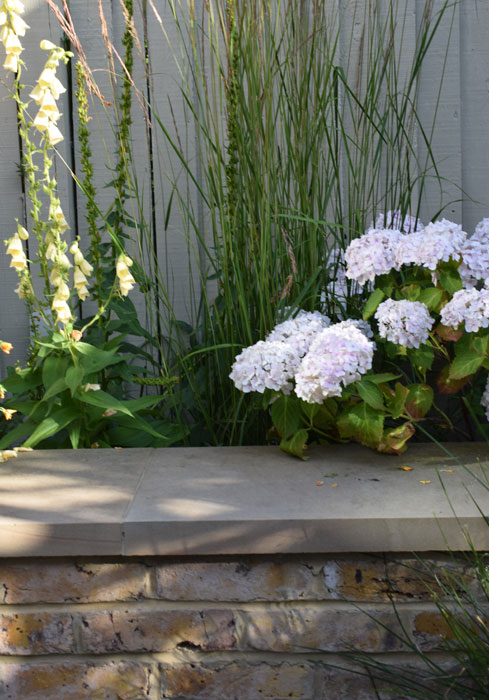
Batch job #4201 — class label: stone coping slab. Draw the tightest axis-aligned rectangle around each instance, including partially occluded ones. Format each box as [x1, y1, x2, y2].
[0, 443, 488, 556]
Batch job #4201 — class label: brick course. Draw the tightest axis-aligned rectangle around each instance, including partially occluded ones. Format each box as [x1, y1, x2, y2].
[0, 555, 474, 699]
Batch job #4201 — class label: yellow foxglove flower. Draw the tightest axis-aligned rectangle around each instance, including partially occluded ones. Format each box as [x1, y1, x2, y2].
[10, 253, 26, 269]
[39, 89, 58, 113]
[0, 10, 7, 24]
[33, 109, 50, 130]
[54, 281, 70, 301]
[6, 233, 23, 256]
[10, 12, 28, 35]
[76, 285, 89, 301]
[45, 241, 56, 261]
[37, 67, 65, 99]
[52, 297, 72, 324]
[17, 223, 28, 239]
[51, 204, 69, 232]
[3, 52, 17, 71]
[79, 258, 93, 276]
[29, 84, 44, 102]
[5, 234, 26, 269]
[116, 254, 135, 296]
[2, 28, 22, 53]
[49, 267, 62, 286]
[46, 121, 63, 145]
[57, 252, 71, 269]
[70, 242, 94, 276]
[5, 0, 25, 15]
[40, 39, 56, 50]
[73, 267, 88, 287]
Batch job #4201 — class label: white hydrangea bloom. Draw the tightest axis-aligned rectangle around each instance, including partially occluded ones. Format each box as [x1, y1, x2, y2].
[473, 218, 489, 243]
[459, 240, 489, 289]
[324, 246, 365, 300]
[375, 299, 433, 349]
[294, 323, 374, 403]
[266, 309, 330, 358]
[395, 219, 466, 271]
[345, 228, 403, 286]
[334, 318, 374, 339]
[230, 340, 301, 394]
[374, 210, 423, 234]
[459, 220, 489, 289]
[440, 288, 489, 333]
[481, 375, 489, 421]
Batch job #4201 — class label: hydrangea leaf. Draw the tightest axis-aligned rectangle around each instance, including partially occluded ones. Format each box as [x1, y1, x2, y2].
[449, 351, 484, 380]
[418, 287, 445, 311]
[311, 399, 338, 430]
[435, 323, 463, 342]
[270, 394, 303, 439]
[337, 403, 384, 449]
[409, 345, 434, 369]
[280, 429, 309, 460]
[405, 383, 434, 419]
[437, 365, 472, 394]
[362, 288, 385, 320]
[400, 284, 421, 301]
[366, 372, 401, 384]
[356, 379, 385, 411]
[438, 261, 463, 295]
[384, 382, 410, 420]
[449, 335, 487, 379]
[378, 421, 415, 454]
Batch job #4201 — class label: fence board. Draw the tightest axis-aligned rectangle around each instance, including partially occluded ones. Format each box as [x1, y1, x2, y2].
[459, 0, 489, 233]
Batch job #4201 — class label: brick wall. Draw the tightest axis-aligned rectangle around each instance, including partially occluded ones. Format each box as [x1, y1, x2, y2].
[0, 554, 472, 699]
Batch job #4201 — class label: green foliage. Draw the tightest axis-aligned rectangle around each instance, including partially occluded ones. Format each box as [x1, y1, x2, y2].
[140, 0, 456, 447]
[0, 324, 185, 449]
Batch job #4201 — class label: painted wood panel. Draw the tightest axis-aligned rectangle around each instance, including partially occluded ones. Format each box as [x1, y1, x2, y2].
[0, 0, 488, 370]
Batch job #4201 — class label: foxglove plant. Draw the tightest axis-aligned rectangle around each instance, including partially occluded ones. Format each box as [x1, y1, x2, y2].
[0, 14, 184, 451]
[230, 212, 489, 458]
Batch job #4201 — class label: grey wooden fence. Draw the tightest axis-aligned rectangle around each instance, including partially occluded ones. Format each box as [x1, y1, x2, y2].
[1, 0, 489, 374]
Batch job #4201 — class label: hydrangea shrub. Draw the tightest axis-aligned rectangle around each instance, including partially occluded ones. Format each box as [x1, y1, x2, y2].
[230, 214, 489, 458]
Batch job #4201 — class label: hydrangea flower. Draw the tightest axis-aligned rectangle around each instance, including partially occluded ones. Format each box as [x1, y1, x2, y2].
[266, 309, 330, 358]
[459, 220, 489, 289]
[395, 219, 466, 271]
[334, 318, 374, 339]
[294, 323, 374, 403]
[324, 247, 366, 300]
[473, 218, 489, 243]
[375, 299, 433, 349]
[345, 228, 403, 286]
[440, 288, 489, 333]
[374, 210, 423, 234]
[229, 340, 302, 394]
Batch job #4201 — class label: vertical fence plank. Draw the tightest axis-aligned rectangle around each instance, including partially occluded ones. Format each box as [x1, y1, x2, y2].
[0, 73, 30, 374]
[415, 0, 462, 224]
[146, 0, 204, 329]
[459, 0, 489, 233]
